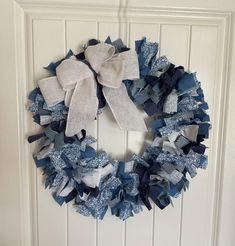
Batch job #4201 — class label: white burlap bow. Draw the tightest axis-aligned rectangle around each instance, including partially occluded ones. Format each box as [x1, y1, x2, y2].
[38, 43, 147, 137]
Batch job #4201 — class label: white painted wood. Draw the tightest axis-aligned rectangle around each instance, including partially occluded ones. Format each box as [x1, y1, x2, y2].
[32, 19, 68, 246]
[1, 1, 233, 246]
[214, 13, 234, 246]
[0, 1, 21, 246]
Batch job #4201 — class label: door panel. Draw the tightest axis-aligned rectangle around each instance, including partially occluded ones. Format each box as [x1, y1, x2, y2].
[1, 1, 232, 246]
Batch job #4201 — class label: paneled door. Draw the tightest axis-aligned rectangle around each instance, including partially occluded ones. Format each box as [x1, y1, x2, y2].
[1, 1, 233, 246]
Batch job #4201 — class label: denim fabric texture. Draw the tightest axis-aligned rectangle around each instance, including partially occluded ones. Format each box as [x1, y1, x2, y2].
[27, 37, 211, 220]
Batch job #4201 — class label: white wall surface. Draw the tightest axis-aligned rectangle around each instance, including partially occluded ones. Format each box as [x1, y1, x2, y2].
[0, 1, 234, 246]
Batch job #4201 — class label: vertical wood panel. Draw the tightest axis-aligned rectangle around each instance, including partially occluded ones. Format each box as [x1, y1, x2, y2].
[66, 20, 98, 53]
[153, 24, 190, 246]
[181, 25, 218, 246]
[160, 24, 190, 68]
[96, 21, 126, 246]
[26, 16, 39, 246]
[66, 20, 98, 246]
[32, 19, 67, 246]
[98, 22, 119, 41]
[125, 23, 160, 246]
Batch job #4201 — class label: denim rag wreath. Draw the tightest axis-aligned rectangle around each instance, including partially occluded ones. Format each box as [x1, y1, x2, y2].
[27, 37, 211, 220]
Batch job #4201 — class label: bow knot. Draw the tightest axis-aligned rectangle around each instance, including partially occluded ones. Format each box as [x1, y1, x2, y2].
[38, 43, 147, 137]
[85, 44, 124, 88]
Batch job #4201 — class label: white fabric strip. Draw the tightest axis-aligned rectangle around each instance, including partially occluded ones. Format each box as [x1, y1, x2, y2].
[82, 163, 114, 188]
[37, 76, 65, 107]
[120, 50, 140, 80]
[64, 89, 74, 107]
[103, 84, 147, 131]
[56, 59, 98, 137]
[65, 77, 98, 137]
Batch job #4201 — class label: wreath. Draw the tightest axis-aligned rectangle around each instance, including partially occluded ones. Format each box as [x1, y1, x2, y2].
[27, 37, 211, 220]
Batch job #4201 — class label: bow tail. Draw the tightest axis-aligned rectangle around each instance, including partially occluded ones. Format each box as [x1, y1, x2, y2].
[102, 84, 147, 132]
[65, 77, 98, 137]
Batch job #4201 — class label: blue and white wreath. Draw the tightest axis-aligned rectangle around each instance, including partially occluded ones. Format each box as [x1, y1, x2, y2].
[27, 37, 211, 220]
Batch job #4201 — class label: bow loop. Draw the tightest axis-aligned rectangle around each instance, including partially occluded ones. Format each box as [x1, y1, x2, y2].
[37, 76, 65, 107]
[56, 59, 92, 91]
[97, 56, 124, 88]
[85, 43, 115, 73]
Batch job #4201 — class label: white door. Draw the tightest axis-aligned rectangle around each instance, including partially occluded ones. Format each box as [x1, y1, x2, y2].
[1, 1, 235, 246]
